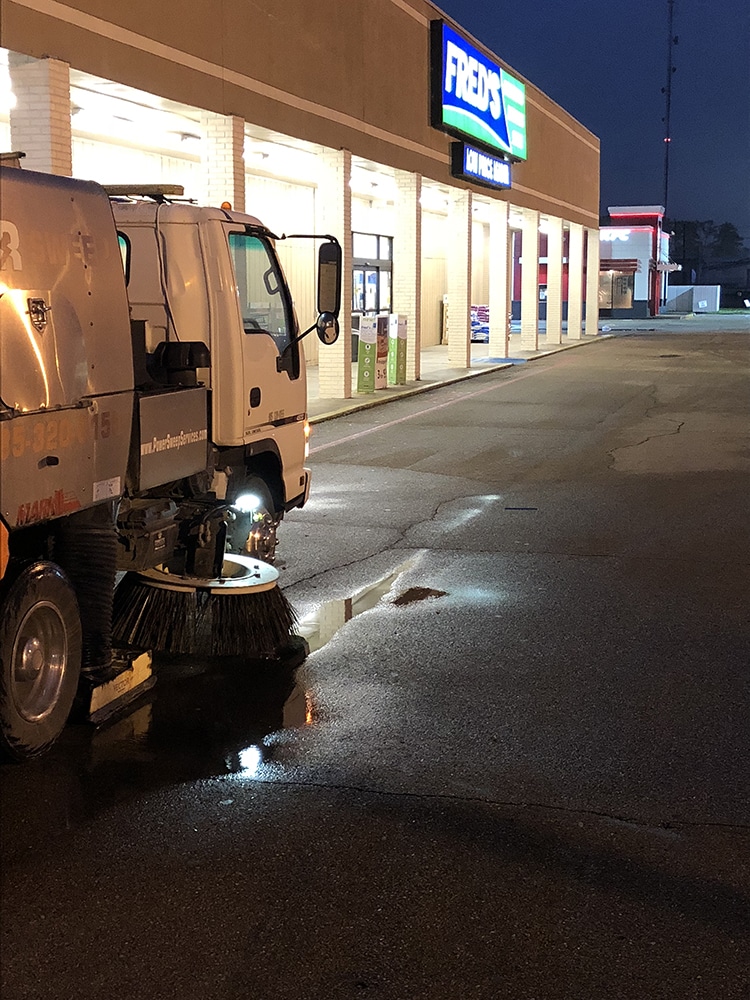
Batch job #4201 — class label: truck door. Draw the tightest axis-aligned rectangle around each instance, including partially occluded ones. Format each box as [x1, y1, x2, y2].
[224, 228, 305, 441]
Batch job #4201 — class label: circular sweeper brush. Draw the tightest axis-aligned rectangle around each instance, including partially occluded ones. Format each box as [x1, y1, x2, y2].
[112, 554, 297, 658]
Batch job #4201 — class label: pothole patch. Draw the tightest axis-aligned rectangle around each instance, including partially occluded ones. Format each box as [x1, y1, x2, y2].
[391, 586, 448, 607]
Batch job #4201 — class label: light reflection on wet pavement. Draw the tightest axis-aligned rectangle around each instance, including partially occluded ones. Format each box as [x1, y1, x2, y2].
[0, 649, 309, 854]
[0, 562, 430, 845]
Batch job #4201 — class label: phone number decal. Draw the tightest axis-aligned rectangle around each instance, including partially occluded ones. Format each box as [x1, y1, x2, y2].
[0, 409, 117, 462]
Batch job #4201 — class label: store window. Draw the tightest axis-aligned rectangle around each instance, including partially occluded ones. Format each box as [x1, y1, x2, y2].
[599, 271, 634, 310]
[352, 232, 393, 315]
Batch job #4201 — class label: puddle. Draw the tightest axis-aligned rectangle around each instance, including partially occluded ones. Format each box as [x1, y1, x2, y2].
[1, 558, 425, 841]
[0, 652, 313, 848]
[295, 558, 416, 653]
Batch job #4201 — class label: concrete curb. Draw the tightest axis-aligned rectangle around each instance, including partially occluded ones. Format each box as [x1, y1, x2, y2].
[309, 334, 614, 425]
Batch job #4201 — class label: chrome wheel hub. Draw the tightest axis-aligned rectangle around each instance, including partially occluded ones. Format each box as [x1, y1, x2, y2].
[12, 603, 68, 723]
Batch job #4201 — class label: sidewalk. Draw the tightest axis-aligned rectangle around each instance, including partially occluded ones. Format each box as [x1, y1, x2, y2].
[307, 312, 750, 423]
[307, 328, 604, 423]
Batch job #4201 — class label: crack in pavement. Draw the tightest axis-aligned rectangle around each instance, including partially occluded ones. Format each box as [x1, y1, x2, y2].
[224, 772, 750, 835]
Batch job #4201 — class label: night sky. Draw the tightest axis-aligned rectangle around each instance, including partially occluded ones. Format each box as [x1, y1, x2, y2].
[436, 0, 750, 239]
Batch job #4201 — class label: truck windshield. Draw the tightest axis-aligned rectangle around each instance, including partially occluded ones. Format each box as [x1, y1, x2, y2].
[228, 232, 295, 353]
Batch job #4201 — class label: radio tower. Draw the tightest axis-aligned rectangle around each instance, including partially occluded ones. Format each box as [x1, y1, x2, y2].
[662, 0, 677, 219]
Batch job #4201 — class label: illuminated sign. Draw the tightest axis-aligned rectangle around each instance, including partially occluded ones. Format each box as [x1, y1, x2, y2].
[451, 142, 511, 190]
[431, 21, 527, 160]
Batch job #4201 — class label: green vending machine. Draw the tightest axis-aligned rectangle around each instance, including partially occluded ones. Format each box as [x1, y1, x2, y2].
[376, 316, 388, 389]
[357, 316, 377, 393]
[387, 314, 407, 385]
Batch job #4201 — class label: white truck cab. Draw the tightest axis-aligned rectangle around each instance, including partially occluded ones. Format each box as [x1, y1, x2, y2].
[112, 194, 332, 560]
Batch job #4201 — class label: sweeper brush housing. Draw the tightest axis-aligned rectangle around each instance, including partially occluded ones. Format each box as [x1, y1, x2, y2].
[112, 556, 297, 658]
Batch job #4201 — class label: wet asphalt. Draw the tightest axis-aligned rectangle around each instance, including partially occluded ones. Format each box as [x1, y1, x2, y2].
[1, 327, 749, 999]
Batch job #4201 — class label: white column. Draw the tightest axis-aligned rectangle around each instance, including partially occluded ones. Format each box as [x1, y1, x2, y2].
[316, 149, 352, 399]
[9, 54, 72, 175]
[488, 199, 510, 358]
[545, 216, 563, 345]
[567, 223, 584, 340]
[200, 112, 245, 211]
[585, 227, 600, 335]
[446, 188, 472, 368]
[520, 207, 540, 350]
[394, 170, 422, 381]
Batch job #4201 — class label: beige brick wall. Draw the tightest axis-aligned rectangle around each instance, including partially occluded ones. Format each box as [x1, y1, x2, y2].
[567, 223, 584, 339]
[316, 149, 352, 399]
[9, 55, 72, 175]
[200, 112, 245, 212]
[585, 228, 600, 333]
[546, 217, 564, 345]
[446, 190, 472, 368]
[394, 170, 422, 381]
[520, 208, 540, 350]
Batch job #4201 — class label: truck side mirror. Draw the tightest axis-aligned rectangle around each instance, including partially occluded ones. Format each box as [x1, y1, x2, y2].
[316, 312, 339, 345]
[317, 240, 342, 318]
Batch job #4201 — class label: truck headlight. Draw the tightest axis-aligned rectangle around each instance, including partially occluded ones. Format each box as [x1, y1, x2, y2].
[232, 493, 263, 514]
[304, 420, 311, 460]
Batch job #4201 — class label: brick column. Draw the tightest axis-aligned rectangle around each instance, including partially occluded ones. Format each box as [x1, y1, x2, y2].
[393, 170, 422, 381]
[488, 199, 510, 357]
[545, 216, 564, 344]
[446, 188, 472, 368]
[8, 54, 71, 175]
[200, 112, 245, 212]
[585, 227, 600, 335]
[567, 223, 584, 339]
[316, 149, 352, 399]
[520, 207, 540, 350]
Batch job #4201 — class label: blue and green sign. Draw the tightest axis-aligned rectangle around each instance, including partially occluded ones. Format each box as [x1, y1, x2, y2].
[431, 21, 527, 161]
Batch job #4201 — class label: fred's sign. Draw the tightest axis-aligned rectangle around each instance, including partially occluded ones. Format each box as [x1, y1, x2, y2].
[431, 21, 527, 161]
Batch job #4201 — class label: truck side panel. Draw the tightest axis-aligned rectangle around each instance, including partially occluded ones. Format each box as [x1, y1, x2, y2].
[137, 388, 209, 491]
[0, 167, 135, 534]
[0, 396, 133, 528]
[0, 168, 134, 410]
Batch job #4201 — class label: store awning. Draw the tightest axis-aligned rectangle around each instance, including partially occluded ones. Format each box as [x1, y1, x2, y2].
[600, 258, 641, 274]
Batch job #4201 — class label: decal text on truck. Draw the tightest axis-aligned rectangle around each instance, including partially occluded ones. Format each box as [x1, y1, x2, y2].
[0, 220, 22, 269]
[0, 412, 94, 462]
[141, 428, 208, 456]
[0, 221, 103, 270]
[16, 489, 81, 526]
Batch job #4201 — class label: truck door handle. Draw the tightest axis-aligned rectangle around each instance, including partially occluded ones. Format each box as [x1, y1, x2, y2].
[249, 387, 261, 408]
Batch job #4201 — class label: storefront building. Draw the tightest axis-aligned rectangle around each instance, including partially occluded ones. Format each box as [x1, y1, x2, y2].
[0, 0, 601, 398]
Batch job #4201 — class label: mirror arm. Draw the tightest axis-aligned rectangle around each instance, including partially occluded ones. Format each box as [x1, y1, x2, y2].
[276, 321, 317, 370]
[277, 233, 340, 246]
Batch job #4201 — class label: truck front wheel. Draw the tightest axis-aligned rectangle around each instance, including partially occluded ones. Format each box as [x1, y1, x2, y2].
[0, 562, 82, 761]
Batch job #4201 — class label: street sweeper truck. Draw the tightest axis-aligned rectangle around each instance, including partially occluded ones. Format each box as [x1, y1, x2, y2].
[0, 159, 342, 761]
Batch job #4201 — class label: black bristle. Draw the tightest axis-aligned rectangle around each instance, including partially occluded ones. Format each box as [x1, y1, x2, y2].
[112, 572, 296, 658]
[210, 587, 296, 657]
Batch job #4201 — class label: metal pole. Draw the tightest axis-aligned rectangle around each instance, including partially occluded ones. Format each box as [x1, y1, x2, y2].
[663, 0, 676, 217]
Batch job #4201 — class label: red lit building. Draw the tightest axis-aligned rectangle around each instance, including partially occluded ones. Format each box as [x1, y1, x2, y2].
[598, 205, 680, 318]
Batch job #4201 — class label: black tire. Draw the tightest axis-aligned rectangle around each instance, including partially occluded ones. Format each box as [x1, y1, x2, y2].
[0, 562, 82, 761]
[227, 476, 280, 564]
